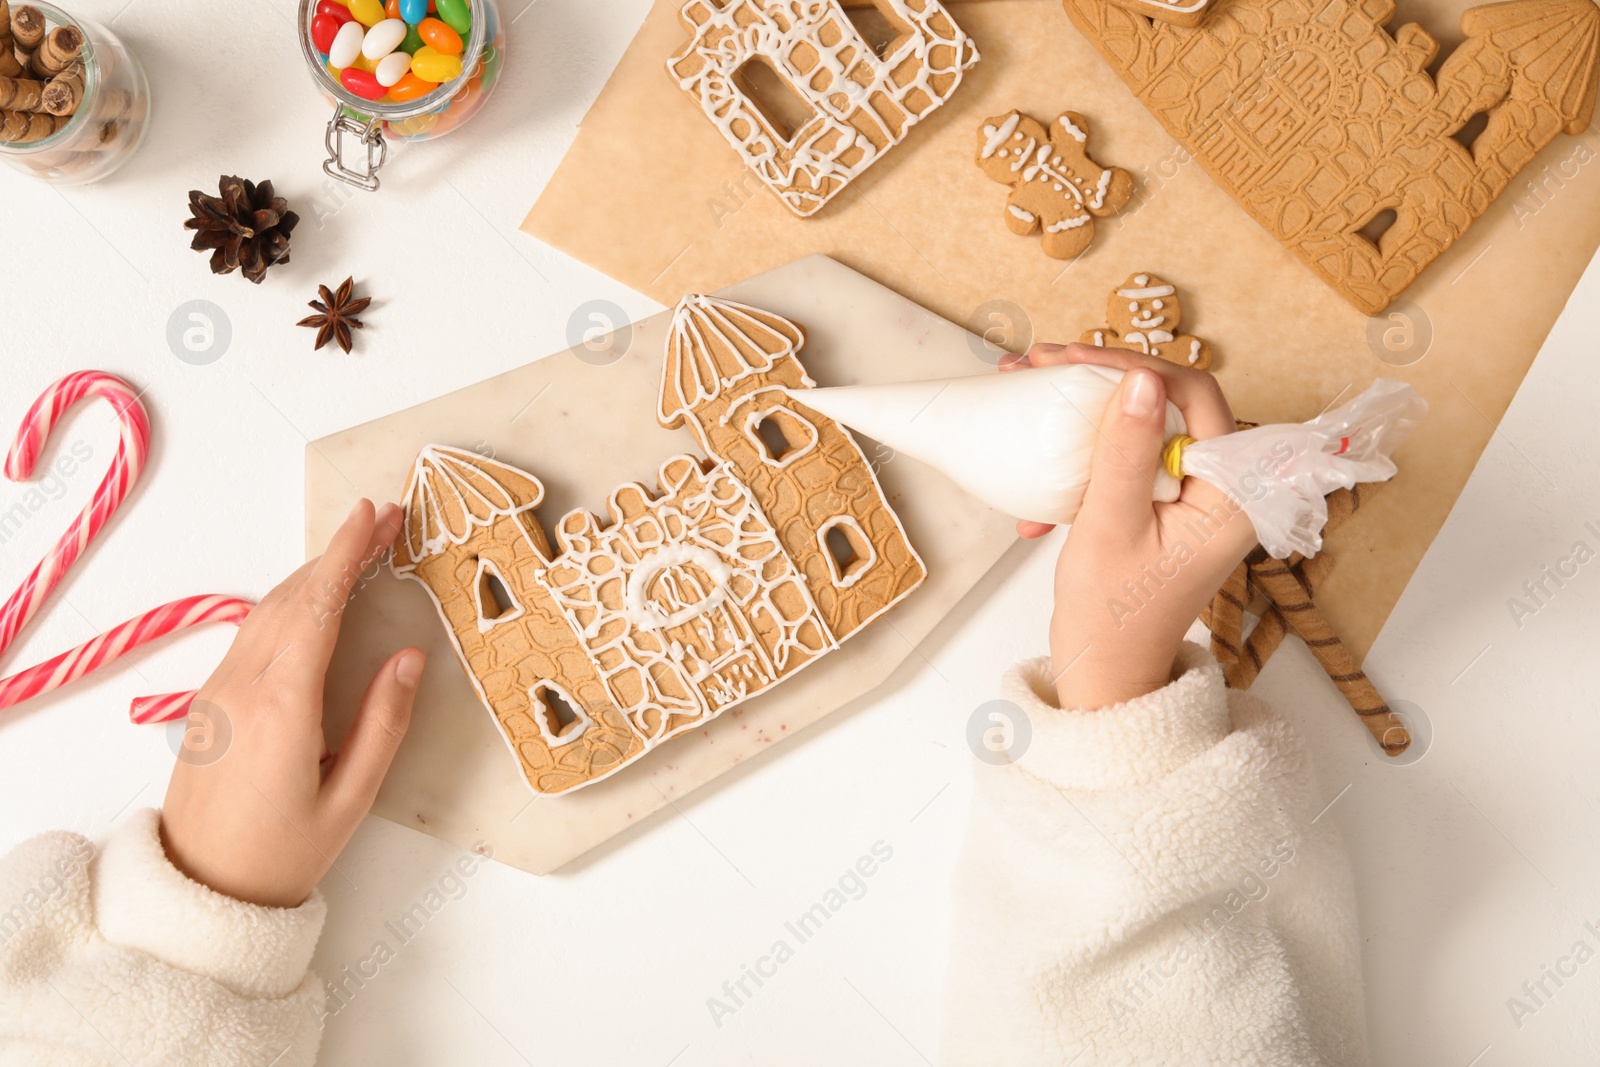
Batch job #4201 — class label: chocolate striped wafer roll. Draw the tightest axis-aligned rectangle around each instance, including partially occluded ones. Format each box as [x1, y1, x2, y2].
[10, 4, 42, 54]
[27, 24, 78, 78]
[1248, 557, 1410, 754]
[0, 105, 63, 141]
[1227, 552, 1334, 689]
[41, 60, 79, 115]
[10, 4, 41, 44]
[0, 2, 21, 78]
[1202, 560, 1249, 665]
[0, 73, 42, 110]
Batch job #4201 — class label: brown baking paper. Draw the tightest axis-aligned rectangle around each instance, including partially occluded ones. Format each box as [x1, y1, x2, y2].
[524, 0, 1600, 658]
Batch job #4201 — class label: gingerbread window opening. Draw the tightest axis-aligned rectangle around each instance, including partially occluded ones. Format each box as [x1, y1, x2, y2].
[819, 517, 876, 587]
[749, 407, 818, 466]
[1355, 207, 1400, 255]
[530, 681, 591, 747]
[473, 558, 524, 631]
[1451, 111, 1491, 158]
[733, 55, 817, 145]
[844, 3, 912, 59]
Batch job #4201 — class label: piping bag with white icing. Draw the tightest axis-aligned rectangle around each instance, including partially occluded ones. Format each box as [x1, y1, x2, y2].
[786, 366, 1426, 560]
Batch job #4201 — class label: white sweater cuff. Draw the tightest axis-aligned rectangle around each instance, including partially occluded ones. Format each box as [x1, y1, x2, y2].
[1005, 641, 1233, 791]
[93, 809, 327, 999]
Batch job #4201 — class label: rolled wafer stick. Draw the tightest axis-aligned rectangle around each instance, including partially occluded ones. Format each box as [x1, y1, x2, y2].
[0, 73, 42, 110]
[10, 5, 42, 51]
[0, 105, 61, 140]
[1227, 552, 1334, 689]
[1247, 559, 1410, 754]
[95, 86, 145, 122]
[11, 3, 41, 72]
[41, 61, 79, 115]
[0, 1, 20, 78]
[1202, 560, 1249, 664]
[27, 24, 78, 78]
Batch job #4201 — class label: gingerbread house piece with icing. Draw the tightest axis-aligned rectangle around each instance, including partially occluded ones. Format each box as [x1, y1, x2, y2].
[393, 295, 926, 796]
[667, 0, 980, 217]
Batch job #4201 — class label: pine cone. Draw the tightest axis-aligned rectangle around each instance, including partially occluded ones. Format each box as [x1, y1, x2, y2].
[184, 175, 299, 284]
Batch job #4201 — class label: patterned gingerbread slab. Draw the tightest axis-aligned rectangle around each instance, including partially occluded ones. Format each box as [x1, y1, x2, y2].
[667, 0, 980, 217]
[1059, 0, 1600, 314]
[392, 294, 926, 796]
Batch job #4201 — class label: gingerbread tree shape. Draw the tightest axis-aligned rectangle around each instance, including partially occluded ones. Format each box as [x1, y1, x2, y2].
[392, 296, 927, 797]
[1081, 272, 1214, 369]
[1059, 0, 1600, 314]
[976, 110, 1134, 260]
[667, 0, 980, 218]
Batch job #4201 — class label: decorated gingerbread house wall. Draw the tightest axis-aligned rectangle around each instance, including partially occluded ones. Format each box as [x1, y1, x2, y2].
[393, 295, 925, 796]
[667, 0, 980, 216]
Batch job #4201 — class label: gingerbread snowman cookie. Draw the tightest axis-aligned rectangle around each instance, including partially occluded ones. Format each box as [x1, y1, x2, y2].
[976, 110, 1134, 260]
[1081, 272, 1214, 370]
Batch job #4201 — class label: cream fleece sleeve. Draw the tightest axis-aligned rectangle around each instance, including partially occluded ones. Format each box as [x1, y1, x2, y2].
[942, 644, 1369, 1067]
[0, 808, 326, 1066]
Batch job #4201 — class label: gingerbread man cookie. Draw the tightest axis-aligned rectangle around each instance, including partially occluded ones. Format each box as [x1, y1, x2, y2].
[1080, 272, 1214, 370]
[976, 110, 1134, 260]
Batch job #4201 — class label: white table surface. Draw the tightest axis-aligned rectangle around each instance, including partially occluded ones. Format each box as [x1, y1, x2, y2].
[2, 1, 1598, 1063]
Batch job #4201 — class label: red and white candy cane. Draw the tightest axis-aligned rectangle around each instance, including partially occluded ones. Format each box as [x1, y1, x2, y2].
[0, 371, 252, 724]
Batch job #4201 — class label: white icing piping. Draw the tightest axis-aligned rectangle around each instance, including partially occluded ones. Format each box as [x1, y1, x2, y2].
[661, 294, 803, 423]
[536, 458, 839, 745]
[396, 445, 545, 568]
[817, 515, 877, 588]
[669, 0, 979, 216]
[980, 112, 1020, 158]
[1047, 215, 1091, 232]
[740, 404, 819, 467]
[1009, 205, 1037, 223]
[531, 680, 591, 748]
[1058, 114, 1088, 143]
[1117, 285, 1176, 299]
[473, 557, 526, 634]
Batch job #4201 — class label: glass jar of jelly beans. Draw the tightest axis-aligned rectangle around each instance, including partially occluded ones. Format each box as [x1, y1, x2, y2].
[298, 0, 503, 191]
[0, 4, 150, 185]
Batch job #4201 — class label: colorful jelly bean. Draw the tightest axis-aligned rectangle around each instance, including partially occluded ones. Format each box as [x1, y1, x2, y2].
[316, 0, 355, 23]
[410, 45, 462, 82]
[399, 22, 424, 53]
[340, 67, 387, 100]
[327, 19, 364, 67]
[362, 18, 406, 59]
[386, 70, 438, 102]
[384, 0, 400, 16]
[310, 13, 342, 53]
[352, 52, 380, 72]
[416, 17, 461, 55]
[375, 50, 412, 87]
[400, 0, 426, 22]
[346, 0, 385, 27]
[434, 0, 470, 35]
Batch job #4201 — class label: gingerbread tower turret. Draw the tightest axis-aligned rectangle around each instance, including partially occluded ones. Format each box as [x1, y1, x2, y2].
[658, 295, 926, 642]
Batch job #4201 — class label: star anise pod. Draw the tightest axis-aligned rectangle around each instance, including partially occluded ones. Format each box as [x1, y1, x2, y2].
[183, 175, 298, 284]
[297, 277, 370, 354]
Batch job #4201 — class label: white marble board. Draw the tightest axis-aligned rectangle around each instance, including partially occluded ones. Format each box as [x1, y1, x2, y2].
[304, 254, 1019, 874]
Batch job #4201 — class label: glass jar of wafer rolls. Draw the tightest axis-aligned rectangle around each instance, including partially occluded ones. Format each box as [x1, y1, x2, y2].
[0, 4, 149, 184]
[298, 0, 504, 192]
